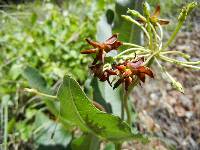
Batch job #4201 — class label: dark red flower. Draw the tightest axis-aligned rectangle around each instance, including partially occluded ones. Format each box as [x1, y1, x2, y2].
[81, 34, 123, 64]
[114, 57, 154, 91]
[89, 64, 117, 86]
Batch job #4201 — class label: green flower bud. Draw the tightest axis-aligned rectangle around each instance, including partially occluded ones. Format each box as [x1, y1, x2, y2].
[178, 2, 197, 22]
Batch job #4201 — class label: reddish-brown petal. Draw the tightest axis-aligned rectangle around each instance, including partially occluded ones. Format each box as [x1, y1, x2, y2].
[152, 5, 160, 18]
[99, 74, 107, 81]
[80, 49, 97, 54]
[105, 69, 117, 75]
[111, 41, 123, 50]
[138, 73, 146, 83]
[116, 65, 126, 71]
[125, 77, 132, 91]
[158, 19, 170, 25]
[99, 49, 106, 63]
[137, 66, 154, 78]
[104, 34, 118, 45]
[85, 39, 101, 48]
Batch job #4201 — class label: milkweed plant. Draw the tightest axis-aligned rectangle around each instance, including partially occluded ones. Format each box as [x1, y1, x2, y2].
[25, 2, 198, 150]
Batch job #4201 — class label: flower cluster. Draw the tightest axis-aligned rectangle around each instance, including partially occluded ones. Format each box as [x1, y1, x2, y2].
[113, 57, 154, 91]
[81, 34, 122, 64]
[81, 34, 154, 91]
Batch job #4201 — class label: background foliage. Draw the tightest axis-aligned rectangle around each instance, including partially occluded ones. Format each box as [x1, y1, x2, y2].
[0, 0, 113, 149]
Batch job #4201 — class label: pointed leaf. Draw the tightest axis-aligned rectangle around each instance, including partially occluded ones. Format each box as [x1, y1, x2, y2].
[57, 75, 148, 142]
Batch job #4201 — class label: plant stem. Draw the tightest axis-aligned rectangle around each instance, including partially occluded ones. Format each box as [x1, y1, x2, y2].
[147, 23, 153, 50]
[161, 50, 190, 59]
[24, 88, 57, 99]
[160, 56, 200, 70]
[122, 15, 150, 41]
[115, 143, 121, 150]
[3, 103, 8, 150]
[114, 48, 148, 59]
[156, 23, 163, 48]
[160, 55, 200, 65]
[123, 42, 144, 48]
[124, 90, 131, 126]
[164, 21, 183, 49]
[121, 95, 125, 120]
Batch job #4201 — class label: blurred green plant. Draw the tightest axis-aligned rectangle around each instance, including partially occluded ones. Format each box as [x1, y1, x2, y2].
[0, 0, 111, 149]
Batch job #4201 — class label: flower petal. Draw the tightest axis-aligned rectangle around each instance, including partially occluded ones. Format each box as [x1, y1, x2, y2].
[125, 77, 132, 91]
[85, 39, 101, 48]
[137, 66, 154, 78]
[138, 73, 146, 83]
[104, 34, 118, 45]
[116, 65, 126, 71]
[80, 49, 97, 54]
[105, 69, 117, 75]
[158, 19, 170, 25]
[152, 5, 160, 18]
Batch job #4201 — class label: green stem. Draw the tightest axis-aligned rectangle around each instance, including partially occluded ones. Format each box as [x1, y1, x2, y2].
[24, 88, 57, 99]
[160, 55, 200, 65]
[150, 23, 160, 43]
[147, 23, 153, 50]
[156, 23, 163, 50]
[115, 143, 121, 150]
[3, 103, 8, 150]
[123, 42, 144, 48]
[161, 51, 190, 59]
[121, 15, 150, 41]
[121, 95, 125, 120]
[164, 21, 183, 49]
[114, 48, 148, 59]
[160, 56, 200, 70]
[124, 90, 131, 126]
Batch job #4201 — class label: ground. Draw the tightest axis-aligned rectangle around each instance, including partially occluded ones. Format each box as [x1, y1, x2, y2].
[128, 25, 200, 150]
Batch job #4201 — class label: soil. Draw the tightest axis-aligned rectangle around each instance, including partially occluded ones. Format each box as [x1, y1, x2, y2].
[127, 24, 200, 150]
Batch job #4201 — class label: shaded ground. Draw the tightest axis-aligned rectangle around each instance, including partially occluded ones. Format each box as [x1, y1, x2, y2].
[127, 25, 200, 150]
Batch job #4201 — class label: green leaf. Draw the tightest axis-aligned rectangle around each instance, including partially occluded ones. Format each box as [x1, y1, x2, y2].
[22, 66, 59, 116]
[33, 111, 71, 146]
[71, 133, 100, 150]
[57, 75, 148, 142]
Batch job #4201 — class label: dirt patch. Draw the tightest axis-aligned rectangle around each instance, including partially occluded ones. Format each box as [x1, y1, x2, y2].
[130, 27, 200, 150]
